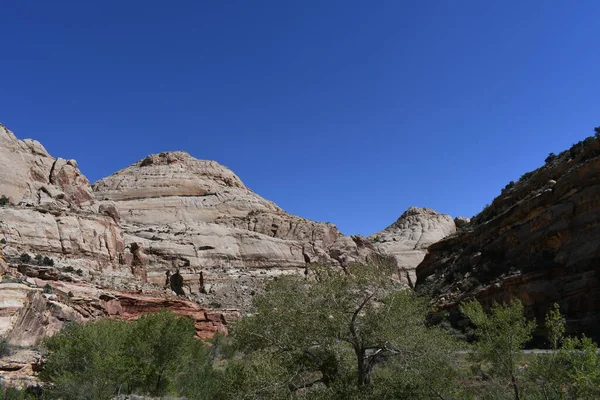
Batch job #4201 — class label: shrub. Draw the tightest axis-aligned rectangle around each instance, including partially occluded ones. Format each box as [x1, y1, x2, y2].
[19, 253, 32, 264]
[42, 256, 54, 266]
[545, 152, 557, 164]
[0, 195, 9, 207]
[41, 310, 216, 400]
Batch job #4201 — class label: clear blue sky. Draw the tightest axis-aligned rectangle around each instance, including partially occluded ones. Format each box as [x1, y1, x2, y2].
[1, 1, 599, 236]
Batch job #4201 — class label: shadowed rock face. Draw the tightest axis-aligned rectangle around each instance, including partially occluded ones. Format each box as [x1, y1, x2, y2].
[416, 135, 600, 341]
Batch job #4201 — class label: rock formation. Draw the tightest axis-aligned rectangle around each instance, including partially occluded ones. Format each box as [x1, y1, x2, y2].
[92, 150, 380, 309]
[0, 123, 411, 386]
[416, 134, 600, 341]
[369, 207, 456, 287]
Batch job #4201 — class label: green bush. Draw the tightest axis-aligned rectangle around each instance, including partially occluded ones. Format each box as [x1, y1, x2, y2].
[41, 310, 216, 400]
[19, 253, 32, 264]
[0, 195, 10, 207]
[545, 152, 557, 164]
[0, 382, 38, 400]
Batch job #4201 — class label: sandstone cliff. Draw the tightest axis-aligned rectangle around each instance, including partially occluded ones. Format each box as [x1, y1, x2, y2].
[369, 207, 456, 287]
[0, 122, 458, 386]
[416, 133, 600, 340]
[92, 150, 380, 309]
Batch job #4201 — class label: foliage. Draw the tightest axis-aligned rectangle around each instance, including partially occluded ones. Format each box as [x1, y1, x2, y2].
[0, 382, 38, 400]
[32, 254, 54, 266]
[460, 299, 536, 400]
[527, 304, 600, 399]
[545, 303, 565, 351]
[545, 153, 557, 164]
[595, 126, 600, 138]
[0, 195, 9, 207]
[225, 261, 461, 399]
[19, 253, 32, 264]
[41, 310, 216, 400]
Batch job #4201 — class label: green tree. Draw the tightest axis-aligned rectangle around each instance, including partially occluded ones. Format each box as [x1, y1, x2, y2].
[41, 310, 216, 399]
[460, 299, 536, 400]
[527, 304, 600, 399]
[42, 319, 134, 400]
[226, 261, 460, 399]
[126, 309, 200, 395]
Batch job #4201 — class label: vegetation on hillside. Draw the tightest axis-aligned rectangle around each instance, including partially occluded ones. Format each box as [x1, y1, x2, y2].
[3, 261, 600, 399]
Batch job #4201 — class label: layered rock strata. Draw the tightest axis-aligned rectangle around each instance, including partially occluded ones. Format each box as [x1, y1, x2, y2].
[369, 207, 456, 286]
[416, 135, 600, 340]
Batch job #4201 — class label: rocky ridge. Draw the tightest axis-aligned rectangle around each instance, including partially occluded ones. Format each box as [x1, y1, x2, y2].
[91, 150, 383, 309]
[0, 122, 457, 386]
[416, 133, 600, 340]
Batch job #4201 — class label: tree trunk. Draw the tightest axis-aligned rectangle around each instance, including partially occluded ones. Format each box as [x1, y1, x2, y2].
[354, 345, 370, 388]
[511, 375, 520, 400]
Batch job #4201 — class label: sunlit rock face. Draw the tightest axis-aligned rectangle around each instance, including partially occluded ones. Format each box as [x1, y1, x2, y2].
[0, 121, 462, 387]
[92, 150, 382, 309]
[370, 207, 456, 287]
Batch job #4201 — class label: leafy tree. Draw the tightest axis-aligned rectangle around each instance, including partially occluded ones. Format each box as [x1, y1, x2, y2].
[528, 304, 600, 399]
[41, 310, 216, 399]
[460, 299, 536, 400]
[42, 318, 133, 400]
[126, 309, 202, 395]
[594, 126, 600, 138]
[226, 261, 461, 399]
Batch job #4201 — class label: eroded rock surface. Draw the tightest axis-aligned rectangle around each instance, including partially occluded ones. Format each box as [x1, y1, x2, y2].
[92, 150, 379, 309]
[370, 207, 456, 286]
[416, 135, 600, 340]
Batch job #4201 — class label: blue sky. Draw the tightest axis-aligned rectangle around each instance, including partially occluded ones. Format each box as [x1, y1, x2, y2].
[1, 1, 599, 235]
